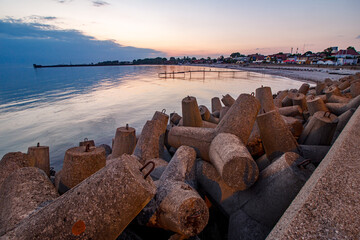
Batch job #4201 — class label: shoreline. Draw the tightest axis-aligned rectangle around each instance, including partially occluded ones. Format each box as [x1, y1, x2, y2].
[194, 63, 360, 84]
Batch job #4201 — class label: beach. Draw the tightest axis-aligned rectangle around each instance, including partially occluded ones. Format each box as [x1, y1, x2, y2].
[201, 64, 360, 83]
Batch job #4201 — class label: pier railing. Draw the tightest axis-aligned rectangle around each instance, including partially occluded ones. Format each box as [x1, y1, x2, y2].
[158, 69, 243, 79]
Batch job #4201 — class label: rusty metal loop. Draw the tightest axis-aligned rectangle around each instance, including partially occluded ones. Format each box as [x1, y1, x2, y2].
[323, 111, 331, 118]
[139, 161, 155, 179]
[162, 109, 166, 114]
[310, 95, 315, 100]
[37, 142, 40, 147]
[187, 95, 191, 100]
[84, 138, 88, 142]
[297, 159, 311, 168]
[85, 144, 90, 152]
[328, 87, 333, 91]
[251, 92, 255, 96]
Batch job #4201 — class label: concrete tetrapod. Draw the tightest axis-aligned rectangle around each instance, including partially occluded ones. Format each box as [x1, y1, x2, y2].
[170, 112, 182, 125]
[0, 167, 59, 236]
[307, 96, 328, 115]
[152, 110, 170, 159]
[221, 94, 235, 107]
[315, 82, 326, 95]
[196, 152, 314, 222]
[181, 96, 203, 127]
[257, 110, 299, 161]
[57, 145, 106, 194]
[0, 152, 35, 188]
[277, 105, 303, 117]
[298, 145, 331, 166]
[292, 93, 307, 111]
[298, 111, 338, 146]
[255, 86, 276, 113]
[168, 126, 216, 161]
[133, 120, 163, 164]
[228, 209, 271, 240]
[298, 83, 310, 95]
[331, 108, 356, 144]
[4, 154, 156, 240]
[240, 152, 314, 229]
[27, 144, 50, 177]
[325, 94, 360, 116]
[327, 94, 351, 103]
[199, 105, 219, 124]
[216, 94, 261, 144]
[219, 106, 230, 120]
[324, 86, 341, 99]
[137, 146, 209, 238]
[338, 80, 350, 90]
[211, 97, 222, 113]
[112, 125, 136, 158]
[350, 82, 360, 97]
[209, 133, 259, 191]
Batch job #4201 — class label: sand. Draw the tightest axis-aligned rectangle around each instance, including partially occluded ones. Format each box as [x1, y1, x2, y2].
[201, 64, 360, 83]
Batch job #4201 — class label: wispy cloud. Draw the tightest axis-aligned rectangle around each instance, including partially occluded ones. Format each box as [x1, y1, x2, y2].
[92, 0, 109, 7]
[0, 17, 164, 66]
[54, 0, 73, 3]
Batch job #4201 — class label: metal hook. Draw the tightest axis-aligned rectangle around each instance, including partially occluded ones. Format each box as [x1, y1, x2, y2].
[162, 109, 166, 114]
[126, 123, 129, 130]
[251, 92, 255, 96]
[323, 111, 331, 118]
[139, 161, 155, 179]
[37, 142, 40, 147]
[297, 159, 311, 169]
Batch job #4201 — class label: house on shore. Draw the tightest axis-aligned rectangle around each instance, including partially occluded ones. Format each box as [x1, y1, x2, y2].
[333, 48, 359, 65]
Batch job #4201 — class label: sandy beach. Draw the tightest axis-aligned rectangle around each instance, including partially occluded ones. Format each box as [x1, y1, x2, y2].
[202, 64, 360, 83]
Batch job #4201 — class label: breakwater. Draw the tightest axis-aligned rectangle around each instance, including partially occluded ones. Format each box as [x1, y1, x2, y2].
[0, 72, 359, 239]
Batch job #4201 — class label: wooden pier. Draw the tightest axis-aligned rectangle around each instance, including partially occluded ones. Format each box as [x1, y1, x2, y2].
[158, 69, 243, 79]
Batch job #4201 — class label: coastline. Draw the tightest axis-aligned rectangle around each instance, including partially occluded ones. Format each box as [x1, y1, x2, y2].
[194, 63, 360, 84]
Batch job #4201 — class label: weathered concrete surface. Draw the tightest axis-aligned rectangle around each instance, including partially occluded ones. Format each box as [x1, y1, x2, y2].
[112, 126, 136, 158]
[58, 146, 106, 192]
[27, 145, 50, 177]
[4, 154, 156, 240]
[209, 133, 258, 191]
[0, 152, 35, 188]
[0, 167, 59, 236]
[267, 106, 360, 240]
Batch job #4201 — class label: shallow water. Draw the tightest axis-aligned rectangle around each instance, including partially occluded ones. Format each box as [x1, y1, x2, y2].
[0, 65, 307, 170]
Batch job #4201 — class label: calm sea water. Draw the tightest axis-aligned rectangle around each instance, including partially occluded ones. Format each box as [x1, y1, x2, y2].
[0, 65, 308, 170]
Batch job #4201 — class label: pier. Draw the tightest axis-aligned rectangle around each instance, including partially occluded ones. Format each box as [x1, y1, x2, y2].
[158, 69, 243, 79]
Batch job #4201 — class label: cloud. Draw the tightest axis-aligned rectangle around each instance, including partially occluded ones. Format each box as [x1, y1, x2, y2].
[92, 0, 109, 7]
[54, 0, 73, 3]
[0, 18, 164, 66]
[356, 35, 360, 39]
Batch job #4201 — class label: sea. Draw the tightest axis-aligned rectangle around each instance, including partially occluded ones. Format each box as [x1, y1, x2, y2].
[0, 64, 308, 170]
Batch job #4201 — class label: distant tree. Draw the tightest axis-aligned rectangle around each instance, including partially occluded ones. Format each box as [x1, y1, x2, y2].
[305, 51, 313, 55]
[347, 46, 356, 51]
[323, 47, 333, 57]
[192, 57, 197, 61]
[230, 52, 241, 58]
[277, 52, 284, 55]
[207, 57, 211, 61]
[170, 57, 176, 61]
[218, 55, 224, 61]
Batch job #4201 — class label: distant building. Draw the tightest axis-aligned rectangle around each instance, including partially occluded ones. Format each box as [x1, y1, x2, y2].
[333, 48, 359, 65]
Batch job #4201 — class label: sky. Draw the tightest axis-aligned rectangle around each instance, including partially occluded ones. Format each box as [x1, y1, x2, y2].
[1, 0, 360, 65]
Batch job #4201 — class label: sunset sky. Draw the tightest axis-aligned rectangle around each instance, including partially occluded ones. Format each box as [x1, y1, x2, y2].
[1, 0, 360, 64]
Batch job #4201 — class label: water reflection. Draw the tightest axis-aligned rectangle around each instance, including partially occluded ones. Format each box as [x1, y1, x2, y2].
[0, 65, 308, 170]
